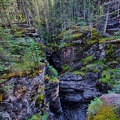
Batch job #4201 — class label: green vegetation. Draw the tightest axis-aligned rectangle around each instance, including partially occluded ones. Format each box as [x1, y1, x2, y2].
[109, 84, 120, 94]
[72, 70, 85, 77]
[36, 94, 44, 105]
[47, 63, 58, 77]
[82, 56, 93, 65]
[49, 75, 59, 83]
[62, 64, 72, 72]
[87, 97, 103, 115]
[88, 106, 119, 120]
[88, 28, 100, 45]
[87, 97, 119, 120]
[0, 0, 120, 119]
[29, 113, 48, 120]
[0, 27, 45, 81]
[99, 68, 120, 86]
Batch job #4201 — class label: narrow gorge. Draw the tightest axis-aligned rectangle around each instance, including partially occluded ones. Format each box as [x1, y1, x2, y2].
[0, 0, 120, 120]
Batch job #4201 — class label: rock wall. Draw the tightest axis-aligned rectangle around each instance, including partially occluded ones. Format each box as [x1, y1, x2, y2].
[0, 67, 46, 120]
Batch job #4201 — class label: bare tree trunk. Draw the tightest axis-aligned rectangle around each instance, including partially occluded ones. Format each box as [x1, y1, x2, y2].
[103, 6, 110, 34]
[83, 0, 87, 20]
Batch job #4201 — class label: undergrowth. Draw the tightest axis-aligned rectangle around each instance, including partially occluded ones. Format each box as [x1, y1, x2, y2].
[0, 27, 45, 80]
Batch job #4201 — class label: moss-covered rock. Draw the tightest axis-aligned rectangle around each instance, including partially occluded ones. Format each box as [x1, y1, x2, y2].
[62, 64, 72, 72]
[88, 28, 101, 45]
[82, 55, 93, 65]
[36, 94, 44, 105]
[49, 76, 59, 83]
[72, 70, 85, 77]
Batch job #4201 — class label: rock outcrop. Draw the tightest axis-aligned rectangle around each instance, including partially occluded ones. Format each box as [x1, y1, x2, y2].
[45, 82, 63, 120]
[58, 72, 109, 120]
[0, 67, 46, 120]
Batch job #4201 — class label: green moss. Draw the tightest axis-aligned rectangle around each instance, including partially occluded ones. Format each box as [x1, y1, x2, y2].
[91, 28, 100, 39]
[88, 106, 119, 120]
[62, 64, 72, 72]
[63, 33, 82, 40]
[81, 67, 86, 71]
[99, 37, 115, 44]
[80, 60, 107, 74]
[36, 94, 44, 105]
[105, 44, 116, 61]
[49, 75, 59, 83]
[88, 40, 98, 45]
[88, 28, 101, 45]
[58, 43, 73, 50]
[82, 55, 93, 65]
[85, 63, 99, 73]
[99, 68, 119, 86]
[73, 33, 83, 39]
[72, 70, 85, 77]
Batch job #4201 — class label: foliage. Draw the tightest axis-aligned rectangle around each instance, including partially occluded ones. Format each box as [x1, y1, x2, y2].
[99, 37, 116, 43]
[87, 97, 103, 115]
[47, 62, 58, 77]
[72, 70, 85, 77]
[3, 83, 14, 92]
[46, 62, 59, 83]
[114, 30, 120, 39]
[49, 75, 59, 83]
[36, 94, 44, 105]
[87, 106, 119, 120]
[0, 27, 45, 80]
[108, 84, 120, 94]
[62, 64, 71, 72]
[82, 55, 93, 65]
[99, 68, 120, 86]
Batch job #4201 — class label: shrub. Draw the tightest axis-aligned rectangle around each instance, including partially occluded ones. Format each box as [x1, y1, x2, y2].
[99, 68, 120, 86]
[87, 97, 103, 115]
[88, 106, 119, 120]
[47, 62, 58, 77]
[109, 84, 120, 94]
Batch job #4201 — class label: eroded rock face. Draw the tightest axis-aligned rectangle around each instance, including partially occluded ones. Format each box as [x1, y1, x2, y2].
[58, 72, 109, 120]
[44, 82, 63, 120]
[0, 67, 46, 120]
[59, 73, 101, 102]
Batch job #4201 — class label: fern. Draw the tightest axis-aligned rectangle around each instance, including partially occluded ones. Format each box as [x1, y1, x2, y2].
[87, 97, 103, 115]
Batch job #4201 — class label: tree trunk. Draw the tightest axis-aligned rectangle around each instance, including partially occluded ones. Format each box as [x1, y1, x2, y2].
[103, 6, 110, 34]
